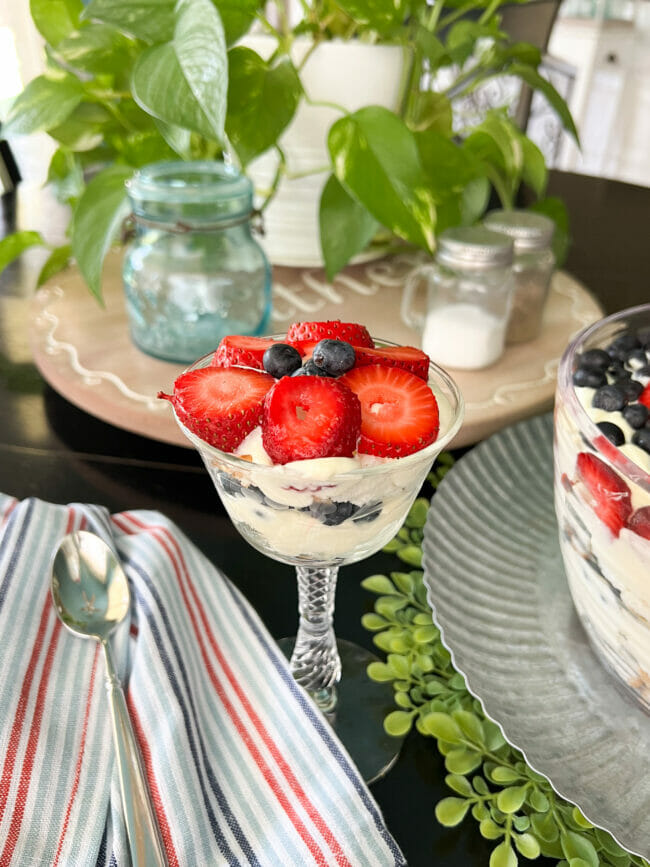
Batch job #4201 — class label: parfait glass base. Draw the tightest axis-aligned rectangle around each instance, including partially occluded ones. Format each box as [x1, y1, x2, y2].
[277, 637, 403, 784]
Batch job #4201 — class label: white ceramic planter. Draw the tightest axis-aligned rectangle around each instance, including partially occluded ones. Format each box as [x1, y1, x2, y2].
[243, 36, 405, 267]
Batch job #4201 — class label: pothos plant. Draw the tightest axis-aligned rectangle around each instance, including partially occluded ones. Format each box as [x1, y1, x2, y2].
[0, 0, 576, 302]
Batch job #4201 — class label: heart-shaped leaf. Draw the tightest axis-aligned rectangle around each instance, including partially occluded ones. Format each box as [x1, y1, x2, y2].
[38, 244, 72, 286]
[214, 0, 262, 45]
[83, 0, 176, 44]
[0, 231, 44, 273]
[30, 0, 83, 46]
[55, 23, 138, 77]
[226, 47, 302, 166]
[328, 106, 435, 252]
[70, 164, 133, 302]
[319, 174, 378, 280]
[2, 74, 84, 136]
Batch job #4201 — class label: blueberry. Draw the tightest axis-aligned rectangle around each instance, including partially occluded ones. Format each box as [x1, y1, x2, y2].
[620, 379, 644, 402]
[596, 421, 625, 447]
[592, 384, 626, 412]
[637, 326, 650, 348]
[632, 427, 650, 454]
[578, 348, 610, 370]
[607, 332, 640, 362]
[608, 361, 631, 381]
[306, 500, 360, 525]
[221, 475, 243, 497]
[626, 348, 648, 368]
[572, 367, 606, 388]
[292, 360, 332, 377]
[352, 502, 383, 523]
[263, 343, 302, 378]
[637, 364, 650, 378]
[312, 339, 356, 376]
[623, 403, 649, 429]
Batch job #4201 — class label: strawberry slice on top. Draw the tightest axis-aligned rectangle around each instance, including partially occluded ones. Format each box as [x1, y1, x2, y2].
[353, 344, 430, 380]
[575, 451, 632, 537]
[340, 365, 439, 458]
[212, 335, 276, 370]
[262, 376, 361, 464]
[158, 366, 274, 452]
[286, 320, 374, 349]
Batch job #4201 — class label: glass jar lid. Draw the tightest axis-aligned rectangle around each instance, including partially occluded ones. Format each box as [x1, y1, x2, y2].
[483, 209, 555, 252]
[436, 226, 514, 270]
[126, 160, 253, 227]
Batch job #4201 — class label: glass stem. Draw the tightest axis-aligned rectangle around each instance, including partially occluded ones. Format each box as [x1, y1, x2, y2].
[290, 566, 341, 712]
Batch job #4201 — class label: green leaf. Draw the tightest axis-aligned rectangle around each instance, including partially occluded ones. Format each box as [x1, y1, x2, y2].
[445, 748, 483, 775]
[594, 828, 628, 857]
[529, 196, 570, 266]
[48, 102, 112, 151]
[452, 710, 484, 744]
[435, 797, 471, 827]
[55, 23, 138, 77]
[70, 164, 133, 302]
[0, 231, 45, 273]
[416, 129, 478, 198]
[413, 625, 439, 644]
[397, 545, 423, 567]
[480, 818, 505, 840]
[497, 785, 528, 814]
[461, 176, 490, 224]
[490, 765, 522, 784]
[37, 244, 72, 286]
[407, 91, 453, 135]
[528, 788, 550, 812]
[46, 148, 84, 204]
[521, 136, 547, 198]
[508, 63, 579, 144]
[30, 0, 83, 46]
[366, 661, 395, 682]
[154, 119, 193, 159]
[328, 106, 436, 252]
[422, 711, 463, 743]
[214, 0, 261, 45]
[387, 654, 410, 679]
[361, 573, 397, 595]
[361, 613, 388, 631]
[531, 811, 559, 843]
[226, 48, 302, 166]
[489, 840, 518, 867]
[391, 571, 415, 594]
[2, 75, 84, 136]
[571, 807, 593, 830]
[319, 174, 379, 281]
[174, 0, 228, 143]
[514, 833, 541, 860]
[376, 596, 408, 618]
[445, 773, 474, 797]
[334, 0, 408, 34]
[83, 0, 176, 44]
[560, 831, 599, 867]
[384, 710, 413, 737]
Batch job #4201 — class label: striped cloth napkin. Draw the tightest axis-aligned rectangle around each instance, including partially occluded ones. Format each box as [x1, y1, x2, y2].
[0, 494, 405, 866]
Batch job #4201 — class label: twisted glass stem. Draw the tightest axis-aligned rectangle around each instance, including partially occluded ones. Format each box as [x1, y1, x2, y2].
[290, 566, 341, 712]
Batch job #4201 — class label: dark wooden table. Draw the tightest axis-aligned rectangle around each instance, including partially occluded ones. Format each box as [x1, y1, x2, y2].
[0, 169, 648, 865]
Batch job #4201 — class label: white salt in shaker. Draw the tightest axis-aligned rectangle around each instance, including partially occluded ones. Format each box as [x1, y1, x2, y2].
[483, 209, 555, 344]
[401, 226, 514, 370]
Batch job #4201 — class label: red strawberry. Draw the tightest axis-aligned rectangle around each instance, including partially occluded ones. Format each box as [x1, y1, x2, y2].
[339, 365, 439, 458]
[639, 383, 650, 409]
[352, 344, 430, 380]
[158, 367, 274, 452]
[286, 320, 374, 349]
[287, 338, 320, 359]
[575, 452, 632, 537]
[628, 506, 650, 540]
[261, 376, 361, 464]
[212, 335, 276, 370]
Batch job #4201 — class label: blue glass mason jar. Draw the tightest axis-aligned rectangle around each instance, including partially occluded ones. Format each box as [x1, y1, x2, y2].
[122, 161, 272, 363]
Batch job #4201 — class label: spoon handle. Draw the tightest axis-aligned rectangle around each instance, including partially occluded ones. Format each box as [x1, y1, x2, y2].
[102, 642, 168, 867]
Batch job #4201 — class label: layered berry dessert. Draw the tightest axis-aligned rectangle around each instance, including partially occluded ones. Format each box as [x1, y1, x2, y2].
[554, 305, 650, 711]
[160, 320, 463, 566]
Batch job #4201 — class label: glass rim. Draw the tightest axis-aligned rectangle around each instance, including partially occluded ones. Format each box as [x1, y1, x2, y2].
[557, 303, 650, 491]
[172, 336, 466, 479]
[126, 159, 252, 204]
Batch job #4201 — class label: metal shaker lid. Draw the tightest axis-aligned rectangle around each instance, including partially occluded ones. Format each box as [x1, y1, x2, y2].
[483, 209, 555, 252]
[436, 226, 514, 270]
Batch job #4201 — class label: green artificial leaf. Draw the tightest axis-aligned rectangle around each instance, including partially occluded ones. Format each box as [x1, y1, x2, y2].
[521, 135, 547, 198]
[0, 231, 45, 273]
[571, 807, 593, 830]
[560, 831, 599, 867]
[514, 833, 541, 860]
[132, 43, 219, 141]
[174, 0, 228, 143]
[435, 797, 471, 827]
[528, 788, 550, 812]
[328, 106, 435, 252]
[387, 653, 410, 679]
[452, 710, 484, 744]
[422, 712, 463, 743]
[37, 244, 72, 286]
[489, 840, 518, 867]
[445, 774, 474, 797]
[48, 102, 112, 151]
[375, 596, 408, 617]
[83, 0, 176, 44]
[480, 818, 504, 840]
[384, 710, 413, 737]
[445, 748, 483, 775]
[531, 811, 559, 843]
[497, 785, 528, 814]
[226, 48, 302, 166]
[319, 174, 379, 280]
[508, 63, 579, 144]
[70, 164, 133, 302]
[361, 573, 396, 595]
[407, 91, 453, 135]
[2, 74, 84, 136]
[594, 828, 628, 857]
[366, 661, 396, 682]
[55, 23, 138, 78]
[391, 571, 415, 593]
[30, 0, 83, 46]
[361, 613, 389, 631]
[214, 0, 261, 45]
[490, 765, 521, 784]
[397, 544, 423, 567]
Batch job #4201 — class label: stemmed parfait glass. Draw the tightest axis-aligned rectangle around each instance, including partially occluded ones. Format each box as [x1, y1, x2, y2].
[170, 338, 464, 781]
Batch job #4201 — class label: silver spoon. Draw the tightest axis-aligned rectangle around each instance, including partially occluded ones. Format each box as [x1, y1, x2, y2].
[51, 530, 167, 867]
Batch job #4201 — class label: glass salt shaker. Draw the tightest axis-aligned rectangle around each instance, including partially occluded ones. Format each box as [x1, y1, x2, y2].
[401, 226, 514, 370]
[483, 209, 555, 344]
[123, 160, 271, 363]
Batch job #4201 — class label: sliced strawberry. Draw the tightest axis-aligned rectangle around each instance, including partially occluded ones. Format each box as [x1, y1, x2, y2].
[628, 506, 650, 540]
[287, 338, 320, 359]
[353, 344, 430, 380]
[158, 367, 274, 452]
[575, 452, 632, 537]
[339, 365, 439, 458]
[212, 335, 276, 370]
[261, 376, 361, 464]
[286, 320, 374, 349]
[639, 383, 650, 409]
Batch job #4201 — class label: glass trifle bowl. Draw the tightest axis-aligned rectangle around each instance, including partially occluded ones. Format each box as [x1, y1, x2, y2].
[554, 304, 650, 712]
[167, 337, 464, 780]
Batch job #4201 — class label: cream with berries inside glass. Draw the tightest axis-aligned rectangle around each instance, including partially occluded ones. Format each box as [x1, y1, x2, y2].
[160, 320, 464, 780]
[554, 304, 650, 712]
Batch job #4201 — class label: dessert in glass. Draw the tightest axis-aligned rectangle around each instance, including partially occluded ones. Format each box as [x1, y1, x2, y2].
[554, 304, 650, 711]
[160, 320, 464, 779]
